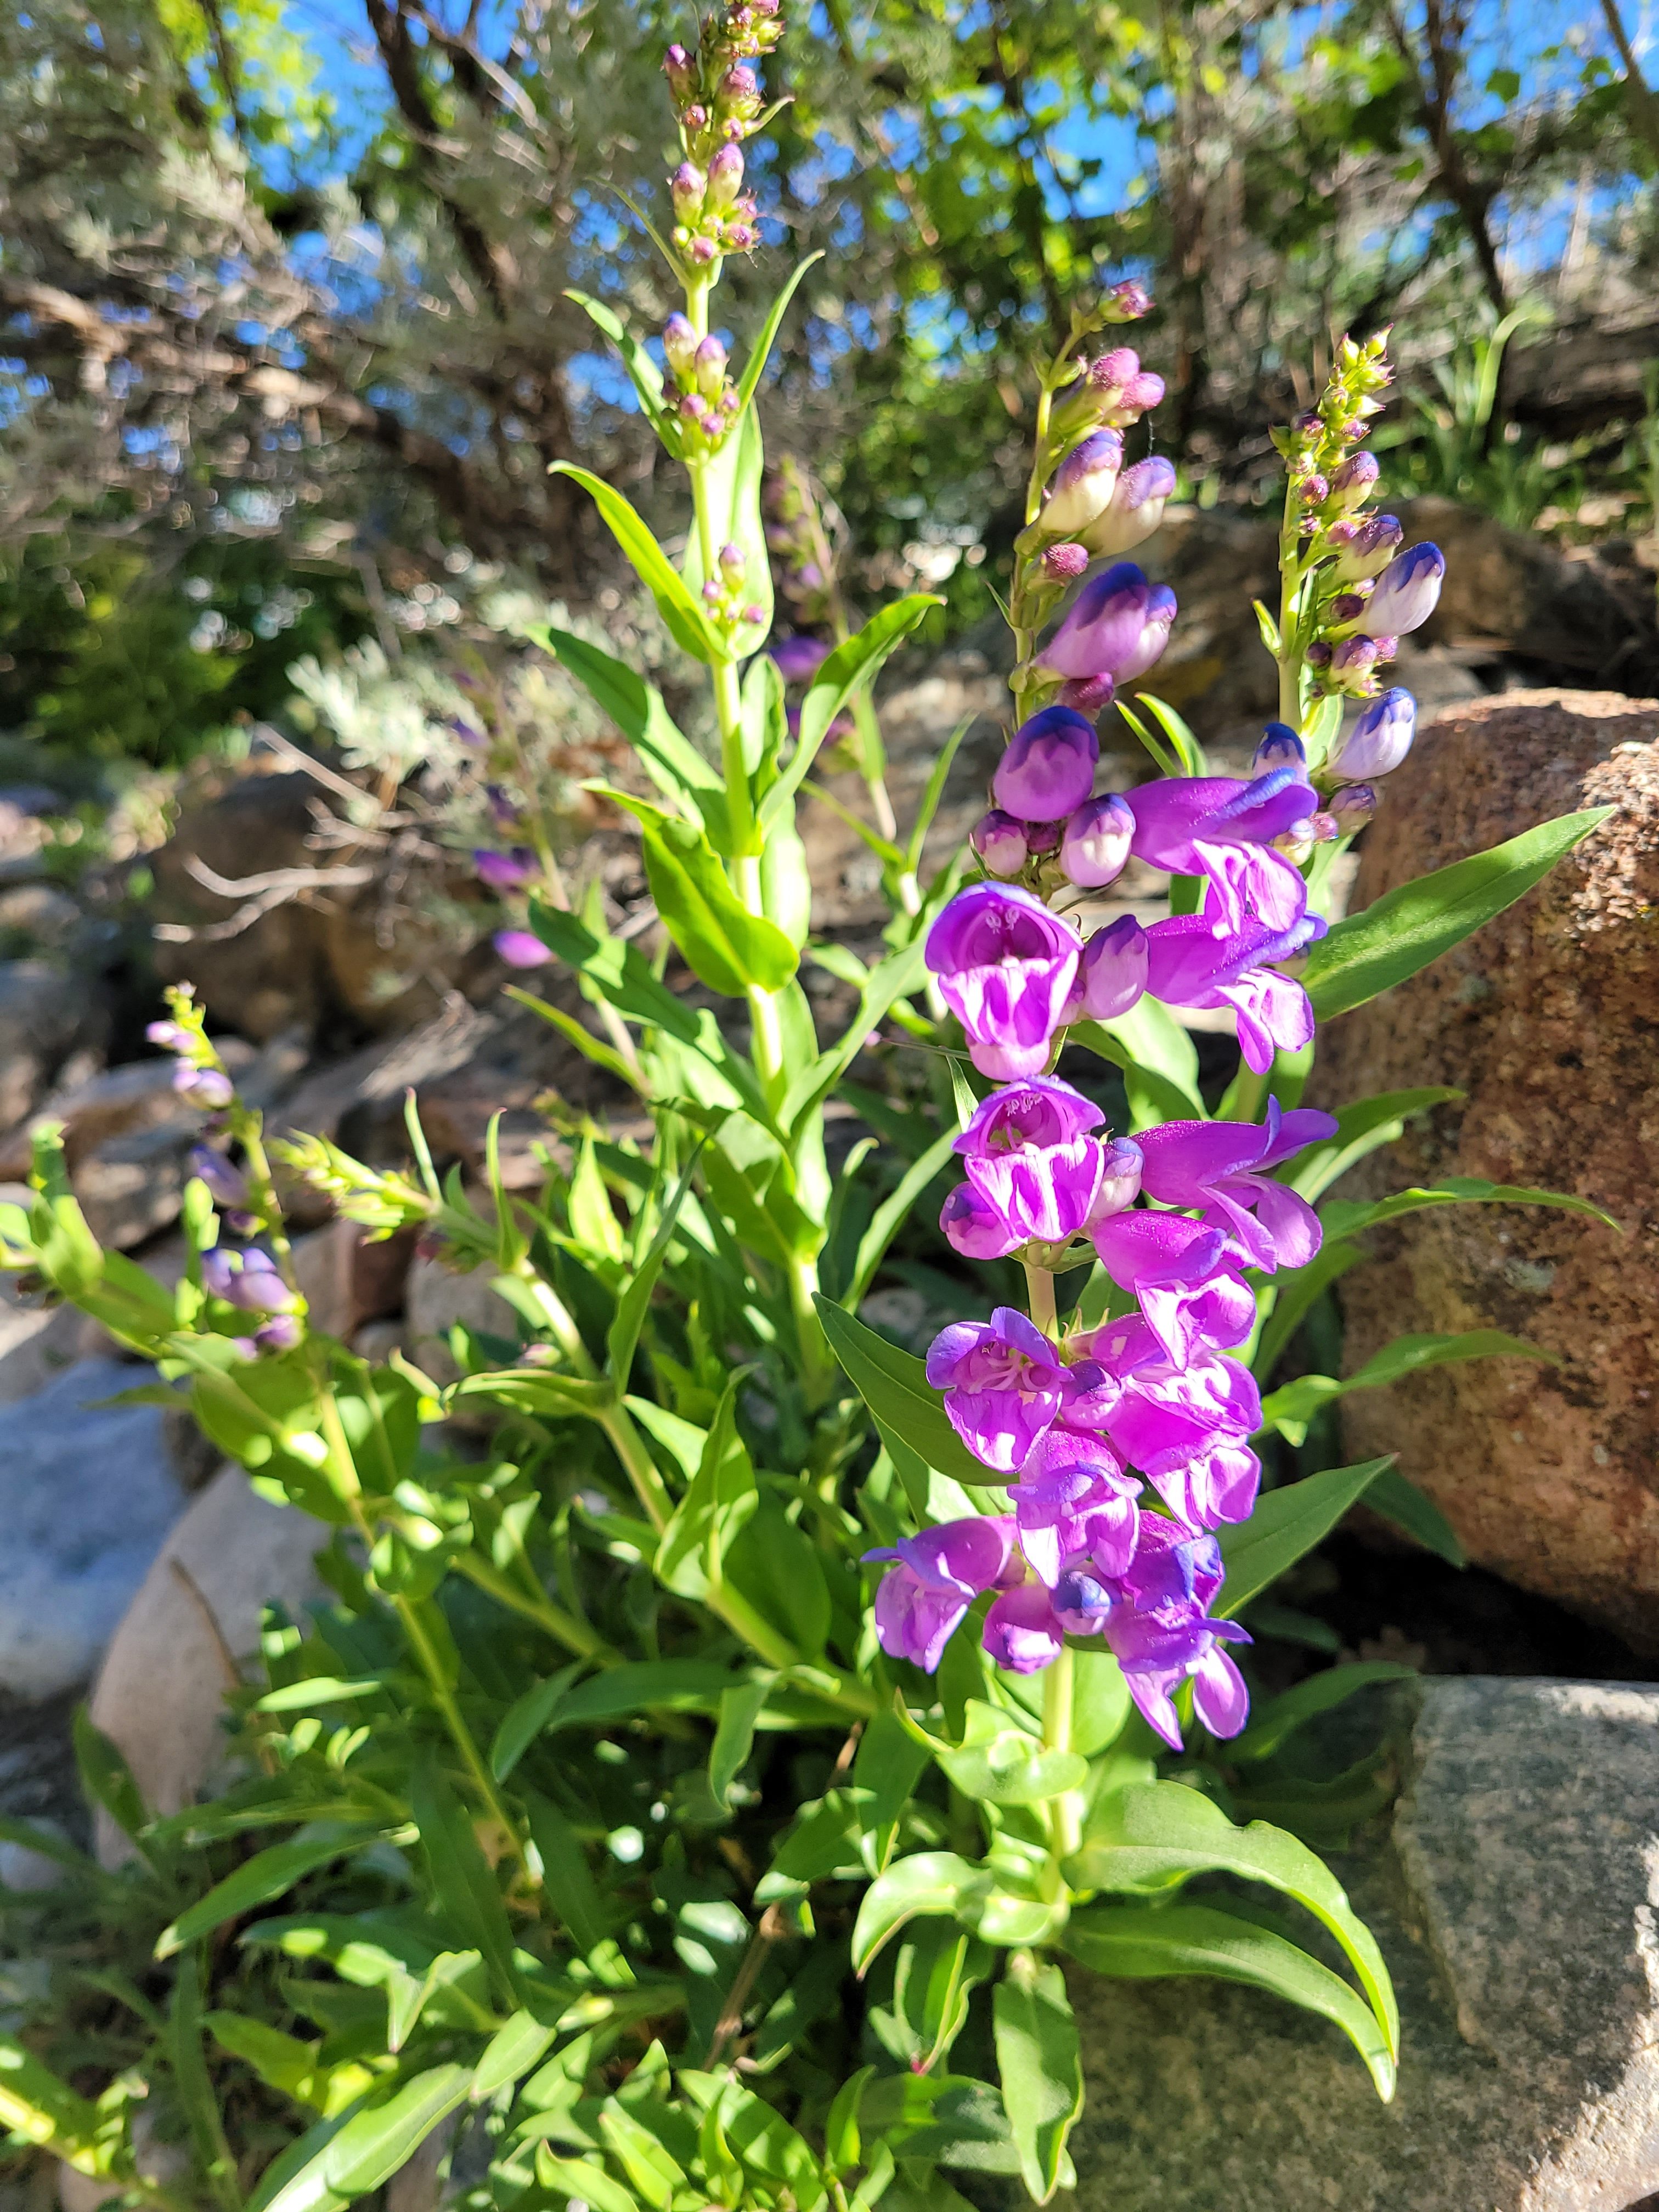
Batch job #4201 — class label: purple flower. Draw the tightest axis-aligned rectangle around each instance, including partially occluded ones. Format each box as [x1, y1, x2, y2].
[200, 1245, 301, 1317]
[769, 634, 832, 684]
[1135, 1100, 1338, 1274]
[1125, 770, 1317, 936]
[1330, 512, 1404, 582]
[188, 1146, 249, 1212]
[254, 1313, 304, 1355]
[865, 1514, 1017, 1672]
[173, 1063, 234, 1110]
[1082, 456, 1176, 557]
[494, 929, 552, 969]
[991, 707, 1099, 822]
[1064, 914, 1149, 1024]
[925, 1306, 1067, 1472]
[146, 1019, 192, 1052]
[1154, 1443, 1261, 1532]
[1081, 1314, 1263, 1514]
[1059, 793, 1135, 889]
[1326, 687, 1415, 783]
[1097, 1513, 1251, 1747]
[475, 847, 537, 892]
[970, 809, 1029, 879]
[1327, 452, 1379, 510]
[1328, 783, 1377, 831]
[924, 884, 1080, 1081]
[982, 1582, 1068, 1674]
[1011, 1429, 1139, 1585]
[1088, 1210, 1256, 1367]
[1251, 724, 1305, 774]
[1042, 431, 1124, 538]
[1142, 907, 1325, 1074]
[942, 1080, 1142, 1257]
[1037, 563, 1176, 685]
[1363, 543, 1443, 635]
[940, 1183, 1018, 1259]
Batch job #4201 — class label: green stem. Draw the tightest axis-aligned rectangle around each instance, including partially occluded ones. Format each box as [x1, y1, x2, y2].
[789, 1251, 834, 1407]
[1276, 474, 1306, 728]
[1042, 1646, 1083, 1861]
[449, 1548, 619, 1663]
[1023, 1260, 1059, 1340]
[599, 1404, 676, 1534]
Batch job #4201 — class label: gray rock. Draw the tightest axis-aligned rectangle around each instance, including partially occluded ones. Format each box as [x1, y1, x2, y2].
[1068, 1677, 1659, 2212]
[0, 962, 91, 1130]
[405, 1250, 518, 1386]
[0, 1359, 187, 1699]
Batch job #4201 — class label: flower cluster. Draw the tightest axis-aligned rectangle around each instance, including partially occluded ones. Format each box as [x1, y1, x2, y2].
[662, 0, 778, 275]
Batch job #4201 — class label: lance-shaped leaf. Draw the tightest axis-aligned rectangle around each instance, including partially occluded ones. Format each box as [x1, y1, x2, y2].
[1228, 1661, 1418, 1767]
[527, 624, 726, 839]
[936, 1702, 1088, 1807]
[563, 290, 669, 433]
[1322, 1176, 1621, 1239]
[783, 938, 928, 1134]
[1065, 1900, 1395, 2098]
[852, 1852, 991, 1974]
[1217, 1457, 1395, 1612]
[1280, 1087, 1463, 1201]
[760, 595, 941, 832]
[1302, 805, 1613, 1020]
[1067, 1780, 1397, 2063]
[1364, 1465, 1468, 1566]
[992, 1951, 1084, 2205]
[813, 1296, 992, 1486]
[733, 251, 824, 412]
[842, 1127, 959, 1309]
[156, 1834, 379, 1959]
[599, 791, 798, 996]
[1258, 1328, 1553, 1444]
[549, 464, 725, 664]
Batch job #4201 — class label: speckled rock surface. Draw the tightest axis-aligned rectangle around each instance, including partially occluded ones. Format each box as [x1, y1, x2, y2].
[1312, 690, 1659, 1654]
[1068, 1677, 1659, 2212]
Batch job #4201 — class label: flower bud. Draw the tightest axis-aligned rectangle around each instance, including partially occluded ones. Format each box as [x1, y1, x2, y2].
[718, 63, 760, 118]
[1328, 451, 1379, 511]
[1251, 723, 1305, 773]
[201, 1245, 301, 1317]
[1327, 590, 1369, 627]
[1041, 431, 1122, 538]
[991, 706, 1099, 822]
[1274, 822, 1316, 866]
[255, 1313, 303, 1355]
[671, 163, 705, 221]
[1039, 561, 1176, 685]
[693, 334, 728, 399]
[174, 1063, 234, 1110]
[494, 928, 551, 968]
[1103, 279, 1151, 321]
[1364, 542, 1444, 635]
[1059, 793, 1135, 888]
[969, 809, 1029, 878]
[1057, 675, 1114, 715]
[1023, 820, 1063, 857]
[1070, 913, 1148, 1021]
[663, 43, 696, 97]
[707, 142, 744, 207]
[474, 846, 537, 891]
[1325, 687, 1415, 781]
[1330, 512, 1402, 581]
[1328, 782, 1378, 830]
[1091, 346, 1140, 396]
[718, 541, 746, 582]
[941, 1183, 1017, 1260]
[1324, 635, 1379, 693]
[1297, 471, 1329, 509]
[146, 1019, 193, 1051]
[1041, 541, 1090, 582]
[1081, 455, 1176, 557]
[1112, 370, 1165, 421]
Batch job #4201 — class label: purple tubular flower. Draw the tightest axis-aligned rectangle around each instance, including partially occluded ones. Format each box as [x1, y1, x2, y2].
[1364, 543, 1443, 635]
[1042, 431, 1124, 538]
[494, 929, 552, 969]
[1042, 542, 1090, 582]
[1082, 456, 1177, 557]
[864, 1514, 1018, 1673]
[1143, 907, 1326, 1074]
[1329, 783, 1378, 830]
[187, 1146, 249, 1213]
[200, 1245, 301, 1317]
[1331, 512, 1404, 582]
[1081, 1313, 1263, 1513]
[949, 1075, 1109, 1249]
[925, 1306, 1067, 1472]
[1125, 770, 1318, 936]
[991, 707, 1099, 822]
[174, 1064, 234, 1110]
[1328, 452, 1379, 510]
[1059, 793, 1135, 889]
[1325, 635, 1379, 693]
[769, 634, 832, 684]
[1064, 912, 1149, 1024]
[1037, 563, 1177, 685]
[970, 809, 1029, 879]
[982, 1582, 1068, 1674]
[255, 1313, 303, 1355]
[1088, 1210, 1256, 1367]
[146, 1019, 192, 1052]
[1326, 686, 1415, 783]
[1097, 1514, 1251, 1747]
[1251, 723, 1305, 773]
[1136, 1099, 1338, 1274]
[940, 1182, 1018, 1259]
[1012, 1428, 1139, 1585]
[924, 883, 1080, 1081]
[474, 847, 537, 891]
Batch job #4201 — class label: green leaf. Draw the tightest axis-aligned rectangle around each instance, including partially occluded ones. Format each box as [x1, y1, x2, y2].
[852, 1853, 989, 1974]
[0, 2038, 101, 2164]
[72, 1708, 148, 1848]
[1065, 1900, 1395, 2099]
[323, 2067, 474, 2202]
[548, 466, 724, 664]
[1217, 1458, 1395, 1612]
[599, 2102, 686, 2209]
[1070, 1006, 1205, 1128]
[814, 1297, 990, 1486]
[991, 1951, 1084, 2205]
[843, 1128, 959, 1308]
[709, 1674, 775, 1812]
[682, 407, 773, 654]
[1070, 1649, 1132, 1757]
[1302, 806, 1613, 1020]
[410, 1756, 520, 2006]
[563, 290, 668, 428]
[490, 1666, 585, 1782]
[872, 1924, 992, 2074]
[473, 2011, 557, 2103]
[1322, 1177, 1621, 1239]
[653, 1378, 758, 1601]
[522, 1791, 611, 1956]
[527, 626, 724, 833]
[170, 1952, 240, 2210]
[783, 938, 929, 1134]
[1249, 1241, 1363, 1381]
[1133, 692, 1207, 777]
[907, 715, 974, 871]
[936, 1702, 1088, 1807]
[1229, 1662, 1417, 1766]
[1363, 1466, 1468, 1566]
[1259, 1329, 1551, 1443]
[607, 1148, 703, 1385]
[549, 1661, 745, 1729]
[535, 2148, 641, 2212]
[156, 1835, 375, 1959]
[600, 789, 798, 994]
[761, 596, 941, 832]
[1283, 1087, 1464, 1201]
[852, 1708, 932, 1872]
[733, 252, 825, 412]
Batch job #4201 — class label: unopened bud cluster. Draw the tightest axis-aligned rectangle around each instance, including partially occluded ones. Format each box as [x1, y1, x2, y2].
[969, 708, 1136, 897]
[1276, 333, 1444, 703]
[662, 317, 741, 457]
[662, 0, 780, 276]
[700, 540, 766, 634]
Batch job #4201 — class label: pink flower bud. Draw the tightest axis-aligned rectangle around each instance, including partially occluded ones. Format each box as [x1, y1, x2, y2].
[1042, 431, 1123, 538]
[1104, 280, 1151, 321]
[1042, 541, 1090, 581]
[707, 143, 744, 207]
[1059, 793, 1135, 889]
[693, 334, 727, 398]
[1328, 451, 1379, 511]
[970, 809, 1029, 878]
[672, 163, 705, 220]
[494, 929, 551, 968]
[663, 43, 696, 96]
[663, 313, 697, 380]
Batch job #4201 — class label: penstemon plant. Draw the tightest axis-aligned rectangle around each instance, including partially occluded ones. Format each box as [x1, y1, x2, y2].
[0, 12, 1621, 2212]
